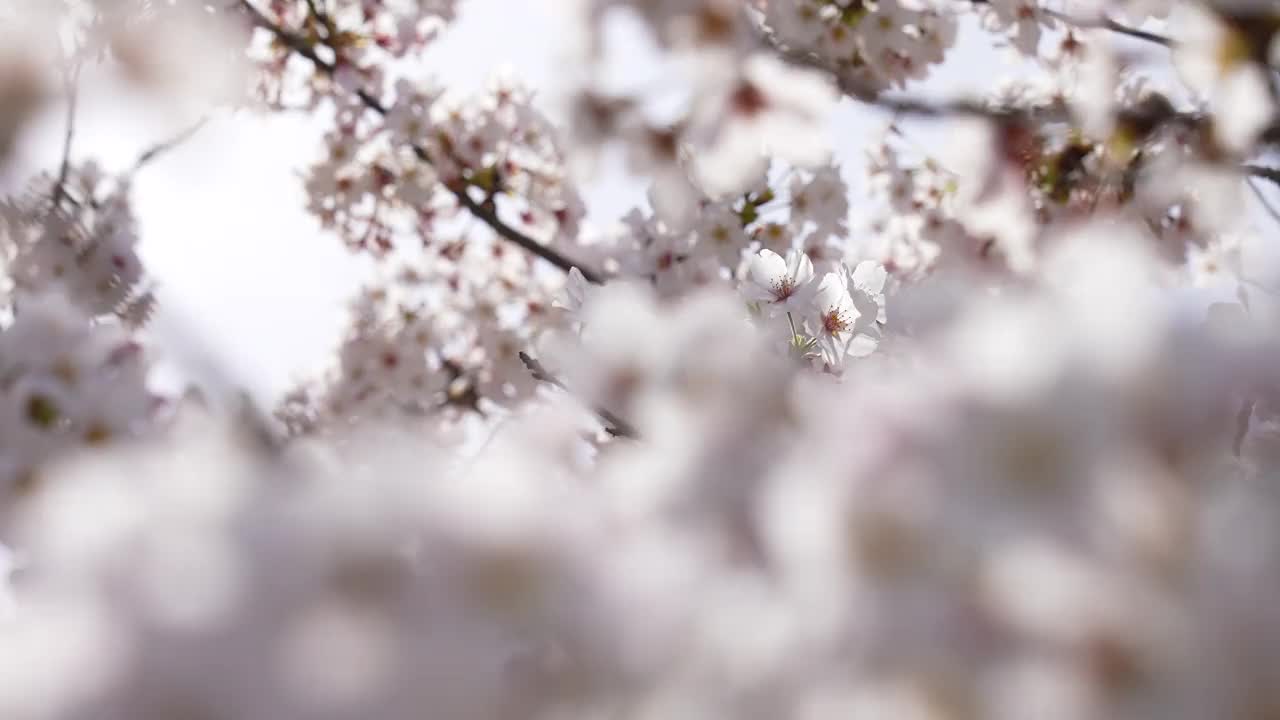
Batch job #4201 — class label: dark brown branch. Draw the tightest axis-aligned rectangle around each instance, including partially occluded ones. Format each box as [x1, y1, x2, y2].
[1072, 14, 1173, 48]
[237, 0, 604, 283]
[302, 0, 325, 23]
[451, 184, 597, 279]
[518, 351, 637, 439]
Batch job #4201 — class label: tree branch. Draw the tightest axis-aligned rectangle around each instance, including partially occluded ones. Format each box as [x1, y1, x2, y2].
[1245, 164, 1280, 186]
[1055, 12, 1173, 48]
[237, 0, 604, 283]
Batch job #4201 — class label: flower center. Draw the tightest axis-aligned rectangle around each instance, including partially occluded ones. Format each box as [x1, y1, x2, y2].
[771, 278, 795, 300]
[823, 309, 850, 335]
[730, 81, 768, 117]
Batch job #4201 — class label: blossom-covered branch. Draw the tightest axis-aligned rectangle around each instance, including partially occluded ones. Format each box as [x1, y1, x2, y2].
[236, 0, 605, 282]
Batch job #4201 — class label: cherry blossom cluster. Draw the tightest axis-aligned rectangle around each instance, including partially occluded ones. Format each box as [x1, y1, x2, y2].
[248, 0, 458, 108]
[289, 121, 867, 426]
[741, 247, 886, 369]
[0, 164, 151, 320]
[276, 233, 567, 435]
[244, 0, 612, 430]
[280, 63, 600, 429]
[852, 51, 1258, 285]
[0, 0, 241, 525]
[0, 292, 159, 499]
[7, 0, 1280, 718]
[0, 161, 164, 497]
[762, 0, 960, 94]
[282, 0, 1271, 426]
[604, 163, 850, 288]
[299, 70, 586, 256]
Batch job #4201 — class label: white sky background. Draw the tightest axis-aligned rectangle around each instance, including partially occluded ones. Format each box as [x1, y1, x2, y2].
[6, 0, 1265, 406]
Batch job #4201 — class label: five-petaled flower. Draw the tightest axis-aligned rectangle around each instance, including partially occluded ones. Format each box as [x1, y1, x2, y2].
[743, 248, 816, 318]
[809, 271, 861, 370]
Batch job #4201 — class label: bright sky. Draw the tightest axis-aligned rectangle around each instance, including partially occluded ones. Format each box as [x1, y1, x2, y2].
[8, 0, 1259, 407]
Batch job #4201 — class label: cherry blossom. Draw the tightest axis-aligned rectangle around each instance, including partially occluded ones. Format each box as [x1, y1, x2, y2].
[807, 270, 860, 369]
[743, 247, 816, 317]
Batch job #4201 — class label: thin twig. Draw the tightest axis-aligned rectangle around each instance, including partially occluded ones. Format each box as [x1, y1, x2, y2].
[451, 184, 598, 279]
[1247, 176, 1280, 224]
[1093, 16, 1173, 47]
[518, 351, 637, 439]
[237, 0, 604, 283]
[1245, 164, 1280, 186]
[1041, 8, 1174, 48]
[518, 351, 565, 388]
[129, 116, 210, 175]
[50, 64, 81, 211]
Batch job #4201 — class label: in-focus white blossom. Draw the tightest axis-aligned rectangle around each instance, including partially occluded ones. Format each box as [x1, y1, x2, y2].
[807, 270, 860, 369]
[743, 248, 816, 318]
